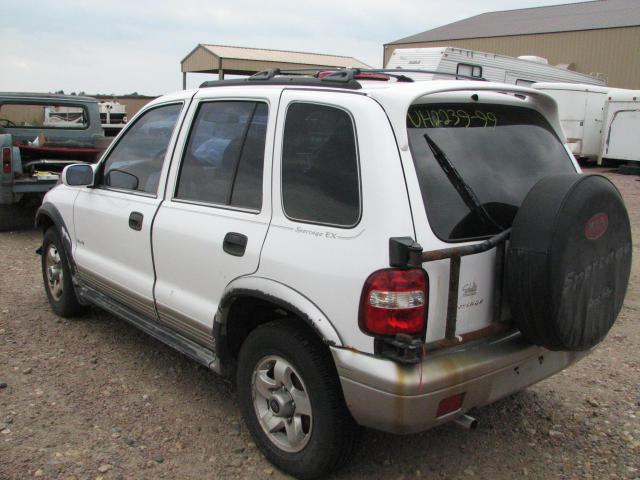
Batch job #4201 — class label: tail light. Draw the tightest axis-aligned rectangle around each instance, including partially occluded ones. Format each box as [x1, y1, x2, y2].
[359, 269, 428, 336]
[2, 147, 11, 174]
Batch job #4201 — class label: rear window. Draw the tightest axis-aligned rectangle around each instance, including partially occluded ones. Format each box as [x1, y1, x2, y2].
[407, 103, 575, 242]
[0, 103, 88, 129]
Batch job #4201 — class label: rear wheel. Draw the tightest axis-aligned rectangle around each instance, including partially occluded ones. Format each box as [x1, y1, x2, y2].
[236, 320, 360, 479]
[41, 227, 85, 317]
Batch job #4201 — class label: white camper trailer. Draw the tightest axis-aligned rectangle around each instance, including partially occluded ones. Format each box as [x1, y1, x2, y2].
[533, 83, 611, 160]
[99, 101, 128, 137]
[600, 89, 640, 165]
[386, 47, 606, 86]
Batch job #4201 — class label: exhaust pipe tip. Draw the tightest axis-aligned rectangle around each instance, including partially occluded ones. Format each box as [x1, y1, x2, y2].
[453, 413, 478, 430]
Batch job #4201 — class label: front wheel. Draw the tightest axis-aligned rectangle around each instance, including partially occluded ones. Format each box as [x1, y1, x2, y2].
[41, 227, 85, 317]
[236, 320, 360, 479]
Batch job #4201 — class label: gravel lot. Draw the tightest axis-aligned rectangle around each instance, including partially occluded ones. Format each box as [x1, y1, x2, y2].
[1, 167, 638, 480]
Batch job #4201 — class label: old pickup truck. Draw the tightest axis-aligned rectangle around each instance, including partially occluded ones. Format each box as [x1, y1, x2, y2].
[0, 92, 106, 230]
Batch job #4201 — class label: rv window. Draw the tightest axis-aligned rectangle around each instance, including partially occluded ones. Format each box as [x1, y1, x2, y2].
[407, 103, 575, 242]
[456, 63, 482, 78]
[516, 79, 535, 87]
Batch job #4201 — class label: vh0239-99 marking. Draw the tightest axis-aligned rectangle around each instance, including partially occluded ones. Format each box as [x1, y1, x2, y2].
[407, 106, 499, 129]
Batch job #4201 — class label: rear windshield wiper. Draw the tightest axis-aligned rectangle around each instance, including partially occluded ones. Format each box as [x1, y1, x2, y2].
[423, 133, 504, 232]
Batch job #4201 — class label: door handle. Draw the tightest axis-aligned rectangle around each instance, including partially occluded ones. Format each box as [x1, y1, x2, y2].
[223, 232, 248, 257]
[129, 211, 143, 231]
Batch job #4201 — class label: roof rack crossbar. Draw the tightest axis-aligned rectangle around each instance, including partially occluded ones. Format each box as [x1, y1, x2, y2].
[248, 68, 281, 80]
[320, 69, 357, 83]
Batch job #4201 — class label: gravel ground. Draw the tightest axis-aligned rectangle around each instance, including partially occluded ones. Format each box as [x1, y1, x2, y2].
[1, 167, 638, 480]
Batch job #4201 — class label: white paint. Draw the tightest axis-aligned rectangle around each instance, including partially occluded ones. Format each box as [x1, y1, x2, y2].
[533, 83, 611, 160]
[600, 89, 640, 163]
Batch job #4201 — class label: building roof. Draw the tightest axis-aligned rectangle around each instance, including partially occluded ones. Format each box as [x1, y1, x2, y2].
[181, 44, 370, 74]
[387, 0, 640, 45]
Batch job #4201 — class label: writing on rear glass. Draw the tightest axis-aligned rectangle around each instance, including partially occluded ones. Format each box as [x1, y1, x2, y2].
[407, 107, 498, 129]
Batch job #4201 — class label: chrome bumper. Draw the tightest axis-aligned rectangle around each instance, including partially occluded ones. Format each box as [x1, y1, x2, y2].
[331, 332, 586, 434]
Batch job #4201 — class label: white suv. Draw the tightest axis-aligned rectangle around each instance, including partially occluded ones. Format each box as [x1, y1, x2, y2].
[37, 70, 632, 479]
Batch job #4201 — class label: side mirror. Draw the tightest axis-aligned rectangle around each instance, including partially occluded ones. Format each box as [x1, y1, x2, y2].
[62, 164, 94, 187]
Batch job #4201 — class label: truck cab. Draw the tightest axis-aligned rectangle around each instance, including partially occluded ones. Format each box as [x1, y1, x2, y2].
[0, 92, 105, 230]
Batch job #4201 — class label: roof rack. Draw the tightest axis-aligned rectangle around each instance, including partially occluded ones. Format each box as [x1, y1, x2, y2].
[199, 71, 363, 90]
[198, 67, 486, 89]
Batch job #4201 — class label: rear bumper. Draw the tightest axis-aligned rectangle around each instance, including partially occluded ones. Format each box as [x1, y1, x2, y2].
[331, 332, 587, 434]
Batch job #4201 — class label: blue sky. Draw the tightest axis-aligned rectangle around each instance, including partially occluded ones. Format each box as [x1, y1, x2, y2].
[1, 0, 581, 95]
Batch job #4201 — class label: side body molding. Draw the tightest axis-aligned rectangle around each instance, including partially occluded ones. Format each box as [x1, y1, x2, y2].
[215, 276, 343, 356]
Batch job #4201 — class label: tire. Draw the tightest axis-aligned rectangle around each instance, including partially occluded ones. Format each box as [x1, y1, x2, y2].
[0, 204, 37, 232]
[506, 174, 632, 351]
[41, 227, 85, 317]
[236, 320, 360, 479]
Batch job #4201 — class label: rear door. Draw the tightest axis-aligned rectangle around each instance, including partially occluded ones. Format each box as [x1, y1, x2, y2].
[73, 101, 186, 319]
[550, 90, 588, 155]
[582, 92, 606, 157]
[405, 99, 577, 343]
[152, 90, 277, 348]
[604, 107, 640, 161]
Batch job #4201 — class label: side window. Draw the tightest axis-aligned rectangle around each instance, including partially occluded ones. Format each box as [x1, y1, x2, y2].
[516, 79, 535, 87]
[175, 101, 267, 211]
[101, 103, 182, 194]
[457, 63, 482, 78]
[281, 103, 360, 227]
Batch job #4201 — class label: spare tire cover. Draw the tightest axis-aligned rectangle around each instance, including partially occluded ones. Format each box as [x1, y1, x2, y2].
[506, 173, 632, 351]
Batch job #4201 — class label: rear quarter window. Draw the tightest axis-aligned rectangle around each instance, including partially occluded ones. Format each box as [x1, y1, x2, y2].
[281, 103, 360, 227]
[407, 103, 575, 242]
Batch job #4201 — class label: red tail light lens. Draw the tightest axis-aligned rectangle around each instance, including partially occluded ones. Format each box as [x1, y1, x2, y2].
[2, 147, 11, 174]
[359, 268, 428, 336]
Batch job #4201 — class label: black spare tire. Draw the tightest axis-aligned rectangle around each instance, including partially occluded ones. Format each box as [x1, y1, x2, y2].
[506, 174, 632, 351]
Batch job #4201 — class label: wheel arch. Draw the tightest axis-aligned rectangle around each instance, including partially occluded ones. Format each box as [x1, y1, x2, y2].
[214, 276, 343, 370]
[35, 202, 76, 273]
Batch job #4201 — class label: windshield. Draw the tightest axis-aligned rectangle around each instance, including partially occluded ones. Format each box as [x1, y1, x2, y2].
[407, 103, 575, 242]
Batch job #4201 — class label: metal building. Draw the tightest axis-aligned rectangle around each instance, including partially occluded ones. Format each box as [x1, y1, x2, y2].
[181, 44, 370, 89]
[384, 0, 640, 89]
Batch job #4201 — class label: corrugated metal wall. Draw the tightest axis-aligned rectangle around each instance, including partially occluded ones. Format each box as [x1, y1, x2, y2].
[181, 46, 219, 73]
[181, 46, 361, 75]
[384, 26, 640, 89]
